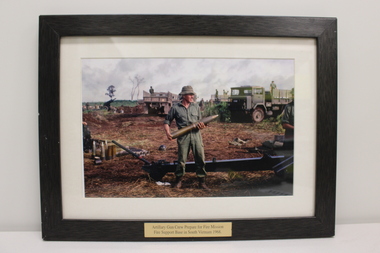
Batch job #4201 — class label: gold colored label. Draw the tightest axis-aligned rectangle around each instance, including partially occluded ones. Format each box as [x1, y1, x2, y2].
[144, 222, 232, 238]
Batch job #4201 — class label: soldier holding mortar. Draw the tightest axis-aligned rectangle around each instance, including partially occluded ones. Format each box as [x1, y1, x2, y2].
[163, 86, 210, 190]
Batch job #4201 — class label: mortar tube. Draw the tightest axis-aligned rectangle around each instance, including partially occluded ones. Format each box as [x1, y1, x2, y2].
[92, 140, 96, 158]
[112, 145, 117, 159]
[107, 145, 115, 160]
[170, 114, 219, 139]
[101, 142, 105, 160]
[106, 145, 111, 160]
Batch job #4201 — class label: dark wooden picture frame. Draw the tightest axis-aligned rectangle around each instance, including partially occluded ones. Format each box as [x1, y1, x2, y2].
[39, 15, 337, 241]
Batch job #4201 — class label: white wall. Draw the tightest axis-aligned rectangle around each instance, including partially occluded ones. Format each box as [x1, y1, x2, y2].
[1, 0, 379, 231]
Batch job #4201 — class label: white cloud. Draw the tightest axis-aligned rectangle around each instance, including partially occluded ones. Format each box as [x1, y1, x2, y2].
[82, 58, 294, 102]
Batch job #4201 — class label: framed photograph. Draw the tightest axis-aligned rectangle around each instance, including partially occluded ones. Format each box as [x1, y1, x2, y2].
[39, 15, 337, 241]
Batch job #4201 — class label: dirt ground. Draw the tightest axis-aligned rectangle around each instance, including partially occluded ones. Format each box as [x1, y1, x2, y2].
[83, 110, 292, 198]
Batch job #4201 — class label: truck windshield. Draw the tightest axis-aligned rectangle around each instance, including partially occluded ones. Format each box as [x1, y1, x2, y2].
[231, 89, 240, 95]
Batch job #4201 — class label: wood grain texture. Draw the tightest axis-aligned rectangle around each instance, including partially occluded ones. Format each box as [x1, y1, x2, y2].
[38, 15, 337, 241]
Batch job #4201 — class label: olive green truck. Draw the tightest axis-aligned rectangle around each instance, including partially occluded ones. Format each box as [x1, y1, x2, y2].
[228, 86, 293, 122]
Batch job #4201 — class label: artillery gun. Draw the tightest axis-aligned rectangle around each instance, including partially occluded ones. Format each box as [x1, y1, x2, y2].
[103, 98, 116, 111]
[112, 140, 293, 181]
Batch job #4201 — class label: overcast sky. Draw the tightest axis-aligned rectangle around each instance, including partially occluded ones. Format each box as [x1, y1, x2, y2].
[82, 58, 294, 102]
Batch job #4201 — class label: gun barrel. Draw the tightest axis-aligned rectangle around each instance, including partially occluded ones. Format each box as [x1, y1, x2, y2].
[112, 140, 151, 165]
[170, 114, 218, 139]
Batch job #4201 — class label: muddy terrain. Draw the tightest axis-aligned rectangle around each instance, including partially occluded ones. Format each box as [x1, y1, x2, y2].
[83, 110, 292, 198]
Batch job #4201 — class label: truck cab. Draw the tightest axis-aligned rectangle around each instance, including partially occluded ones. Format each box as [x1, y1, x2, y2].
[228, 86, 265, 121]
[228, 86, 293, 122]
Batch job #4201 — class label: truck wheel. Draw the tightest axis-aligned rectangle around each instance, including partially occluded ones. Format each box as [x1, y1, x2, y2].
[252, 108, 265, 122]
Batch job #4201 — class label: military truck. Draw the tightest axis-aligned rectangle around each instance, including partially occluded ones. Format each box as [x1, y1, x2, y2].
[142, 90, 180, 114]
[228, 86, 293, 122]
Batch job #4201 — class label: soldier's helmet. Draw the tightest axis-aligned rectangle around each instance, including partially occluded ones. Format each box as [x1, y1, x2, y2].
[179, 86, 196, 96]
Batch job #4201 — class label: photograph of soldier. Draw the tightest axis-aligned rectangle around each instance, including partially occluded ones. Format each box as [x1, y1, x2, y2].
[163, 86, 209, 190]
[81, 58, 296, 198]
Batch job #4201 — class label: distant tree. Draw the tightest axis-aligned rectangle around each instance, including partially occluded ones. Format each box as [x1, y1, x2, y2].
[105, 85, 116, 99]
[129, 75, 145, 100]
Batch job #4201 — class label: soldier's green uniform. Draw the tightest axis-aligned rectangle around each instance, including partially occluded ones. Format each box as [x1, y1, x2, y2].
[164, 102, 206, 178]
[281, 101, 294, 149]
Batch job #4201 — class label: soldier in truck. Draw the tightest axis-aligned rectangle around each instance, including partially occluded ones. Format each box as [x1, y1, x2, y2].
[270, 81, 277, 95]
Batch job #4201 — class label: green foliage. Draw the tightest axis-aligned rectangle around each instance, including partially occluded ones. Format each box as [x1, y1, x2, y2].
[253, 114, 285, 134]
[82, 100, 138, 108]
[203, 102, 231, 122]
[111, 100, 138, 107]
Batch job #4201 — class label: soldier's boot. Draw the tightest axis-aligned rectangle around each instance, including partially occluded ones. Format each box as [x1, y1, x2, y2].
[174, 176, 183, 189]
[198, 177, 210, 191]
